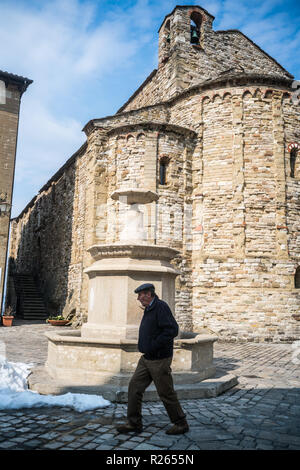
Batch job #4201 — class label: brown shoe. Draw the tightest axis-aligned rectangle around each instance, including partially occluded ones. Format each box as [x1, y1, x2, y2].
[166, 421, 189, 435]
[116, 423, 143, 434]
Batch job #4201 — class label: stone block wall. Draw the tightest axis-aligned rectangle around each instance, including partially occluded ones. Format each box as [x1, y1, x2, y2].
[170, 84, 300, 342]
[9, 144, 88, 318]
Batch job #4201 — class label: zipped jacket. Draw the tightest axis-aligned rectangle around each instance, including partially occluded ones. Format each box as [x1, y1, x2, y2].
[138, 295, 179, 360]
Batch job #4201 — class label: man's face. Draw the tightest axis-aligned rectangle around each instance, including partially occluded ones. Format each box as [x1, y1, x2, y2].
[137, 290, 153, 307]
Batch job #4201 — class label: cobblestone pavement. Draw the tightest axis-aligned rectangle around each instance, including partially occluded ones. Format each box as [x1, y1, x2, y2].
[0, 319, 299, 452]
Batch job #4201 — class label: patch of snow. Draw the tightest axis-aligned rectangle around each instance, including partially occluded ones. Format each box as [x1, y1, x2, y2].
[0, 355, 111, 412]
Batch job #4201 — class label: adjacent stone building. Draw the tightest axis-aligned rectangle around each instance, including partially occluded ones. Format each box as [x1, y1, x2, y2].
[0, 70, 32, 311]
[8, 5, 300, 341]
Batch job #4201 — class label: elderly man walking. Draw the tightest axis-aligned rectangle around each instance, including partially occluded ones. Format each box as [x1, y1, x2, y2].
[117, 283, 189, 435]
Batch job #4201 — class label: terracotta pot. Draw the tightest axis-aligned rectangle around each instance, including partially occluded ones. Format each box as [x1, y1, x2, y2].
[2, 316, 14, 327]
[47, 319, 69, 326]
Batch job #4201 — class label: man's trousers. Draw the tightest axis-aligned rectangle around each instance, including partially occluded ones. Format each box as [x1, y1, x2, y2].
[127, 355, 186, 428]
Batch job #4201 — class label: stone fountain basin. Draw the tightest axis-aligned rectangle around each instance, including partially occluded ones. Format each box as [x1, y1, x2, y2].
[42, 330, 218, 386]
[28, 330, 238, 401]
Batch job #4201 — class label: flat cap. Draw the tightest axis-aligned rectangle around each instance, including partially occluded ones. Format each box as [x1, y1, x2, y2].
[134, 283, 155, 294]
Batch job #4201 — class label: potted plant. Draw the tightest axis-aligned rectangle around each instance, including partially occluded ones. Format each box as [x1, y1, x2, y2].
[46, 315, 70, 326]
[2, 306, 14, 327]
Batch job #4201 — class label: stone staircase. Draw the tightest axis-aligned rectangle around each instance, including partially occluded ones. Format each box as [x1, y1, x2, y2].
[13, 274, 48, 320]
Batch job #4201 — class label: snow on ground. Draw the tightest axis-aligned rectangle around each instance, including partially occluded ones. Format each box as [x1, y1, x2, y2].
[0, 355, 111, 412]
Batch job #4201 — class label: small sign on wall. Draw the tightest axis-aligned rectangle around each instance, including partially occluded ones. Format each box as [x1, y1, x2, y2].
[0, 81, 6, 105]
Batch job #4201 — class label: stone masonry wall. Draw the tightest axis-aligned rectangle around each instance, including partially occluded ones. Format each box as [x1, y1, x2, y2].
[176, 86, 300, 342]
[9, 145, 88, 319]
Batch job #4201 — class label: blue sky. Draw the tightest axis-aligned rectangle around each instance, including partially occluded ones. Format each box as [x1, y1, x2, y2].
[0, 0, 299, 217]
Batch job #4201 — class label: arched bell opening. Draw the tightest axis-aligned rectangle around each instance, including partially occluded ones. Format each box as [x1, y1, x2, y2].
[190, 11, 202, 45]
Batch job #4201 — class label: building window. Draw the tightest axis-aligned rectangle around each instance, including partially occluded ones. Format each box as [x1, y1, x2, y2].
[290, 148, 297, 178]
[190, 11, 201, 45]
[159, 156, 170, 185]
[295, 267, 300, 288]
[159, 161, 167, 185]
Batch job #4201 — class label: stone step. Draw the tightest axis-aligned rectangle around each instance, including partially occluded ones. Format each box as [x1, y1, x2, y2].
[13, 274, 48, 320]
[22, 303, 47, 309]
[28, 367, 238, 402]
[22, 315, 48, 320]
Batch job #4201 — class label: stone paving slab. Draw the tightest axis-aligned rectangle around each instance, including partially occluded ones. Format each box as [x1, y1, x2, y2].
[0, 319, 299, 452]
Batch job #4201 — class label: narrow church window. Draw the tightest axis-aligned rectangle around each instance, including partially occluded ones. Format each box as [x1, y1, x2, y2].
[295, 267, 300, 288]
[190, 12, 201, 45]
[290, 148, 297, 178]
[159, 156, 170, 185]
[159, 160, 167, 185]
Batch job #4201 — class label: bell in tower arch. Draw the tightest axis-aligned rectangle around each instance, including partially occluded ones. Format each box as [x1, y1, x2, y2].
[191, 25, 199, 44]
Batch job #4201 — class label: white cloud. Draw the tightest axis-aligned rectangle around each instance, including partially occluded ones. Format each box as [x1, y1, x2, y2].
[0, 0, 147, 216]
[73, 20, 139, 76]
[16, 101, 84, 181]
[12, 100, 85, 217]
[0, 0, 141, 97]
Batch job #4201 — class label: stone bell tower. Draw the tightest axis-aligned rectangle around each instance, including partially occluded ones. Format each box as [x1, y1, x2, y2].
[0, 70, 32, 312]
[157, 5, 216, 96]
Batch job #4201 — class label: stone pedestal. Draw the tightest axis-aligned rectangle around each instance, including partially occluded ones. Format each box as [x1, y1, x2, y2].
[81, 244, 180, 340]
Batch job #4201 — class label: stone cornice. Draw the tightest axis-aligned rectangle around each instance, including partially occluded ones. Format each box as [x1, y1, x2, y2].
[82, 102, 168, 136]
[0, 70, 33, 94]
[87, 243, 180, 261]
[106, 121, 197, 138]
[167, 72, 294, 106]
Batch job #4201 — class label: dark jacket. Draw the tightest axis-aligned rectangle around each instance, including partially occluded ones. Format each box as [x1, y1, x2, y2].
[138, 295, 178, 360]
